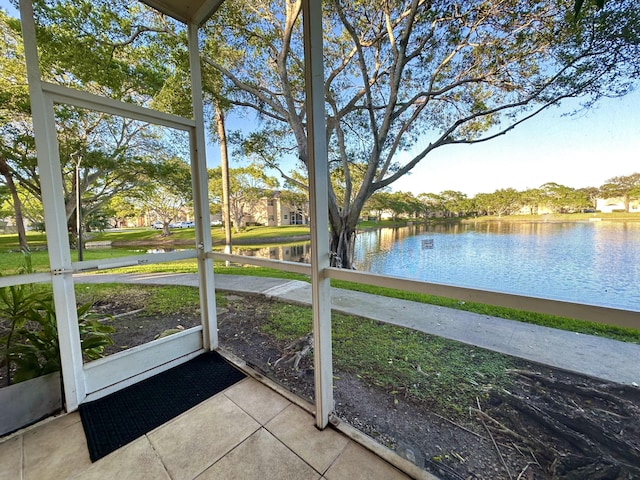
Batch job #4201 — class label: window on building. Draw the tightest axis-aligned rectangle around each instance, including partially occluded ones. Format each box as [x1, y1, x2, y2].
[290, 210, 305, 225]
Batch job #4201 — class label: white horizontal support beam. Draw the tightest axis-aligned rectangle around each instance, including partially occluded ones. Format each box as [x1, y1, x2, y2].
[83, 327, 203, 397]
[327, 268, 639, 330]
[138, 0, 190, 24]
[42, 82, 196, 131]
[209, 252, 312, 276]
[0, 272, 52, 288]
[72, 250, 197, 272]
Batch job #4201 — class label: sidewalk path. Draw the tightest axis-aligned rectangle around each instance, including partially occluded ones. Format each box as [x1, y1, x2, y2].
[75, 272, 640, 386]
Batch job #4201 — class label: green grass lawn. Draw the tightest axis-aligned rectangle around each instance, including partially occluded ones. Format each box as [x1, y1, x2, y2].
[0, 231, 48, 250]
[74, 282, 226, 315]
[0, 247, 151, 274]
[88, 225, 310, 244]
[81, 262, 640, 344]
[330, 280, 640, 344]
[0, 225, 310, 274]
[3, 223, 639, 344]
[264, 300, 515, 414]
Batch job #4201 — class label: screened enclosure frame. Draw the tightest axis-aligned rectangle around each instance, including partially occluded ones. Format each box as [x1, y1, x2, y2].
[14, 0, 335, 429]
[17, 0, 224, 415]
[12, 0, 637, 434]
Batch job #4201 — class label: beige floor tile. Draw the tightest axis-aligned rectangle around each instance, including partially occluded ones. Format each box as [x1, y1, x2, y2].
[224, 378, 290, 425]
[324, 441, 411, 480]
[23, 413, 92, 480]
[148, 393, 260, 480]
[71, 436, 170, 480]
[0, 436, 22, 480]
[197, 428, 320, 480]
[265, 404, 349, 474]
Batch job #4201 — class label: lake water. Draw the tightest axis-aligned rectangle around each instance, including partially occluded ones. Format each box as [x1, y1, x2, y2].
[353, 221, 640, 312]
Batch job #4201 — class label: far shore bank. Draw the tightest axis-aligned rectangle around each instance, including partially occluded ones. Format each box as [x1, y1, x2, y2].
[3, 213, 639, 253]
[109, 234, 312, 249]
[358, 212, 640, 230]
[110, 213, 640, 248]
[462, 213, 640, 223]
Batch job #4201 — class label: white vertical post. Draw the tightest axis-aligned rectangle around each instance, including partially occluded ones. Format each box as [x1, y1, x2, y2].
[19, 0, 85, 409]
[302, 0, 333, 429]
[188, 23, 218, 350]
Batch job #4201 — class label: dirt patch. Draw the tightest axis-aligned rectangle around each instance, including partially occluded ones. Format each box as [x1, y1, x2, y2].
[101, 313, 200, 355]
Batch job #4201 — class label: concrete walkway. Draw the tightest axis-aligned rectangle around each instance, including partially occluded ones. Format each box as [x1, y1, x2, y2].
[75, 272, 640, 386]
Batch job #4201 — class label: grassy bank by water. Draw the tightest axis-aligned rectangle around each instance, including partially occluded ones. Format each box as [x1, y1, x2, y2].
[0, 225, 310, 274]
[466, 212, 640, 222]
[81, 260, 640, 344]
[357, 211, 640, 229]
[2, 222, 639, 344]
[90, 224, 310, 245]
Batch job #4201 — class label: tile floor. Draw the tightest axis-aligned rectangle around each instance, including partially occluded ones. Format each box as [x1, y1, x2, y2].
[0, 377, 416, 480]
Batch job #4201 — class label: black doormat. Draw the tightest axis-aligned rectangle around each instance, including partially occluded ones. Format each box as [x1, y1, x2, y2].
[79, 351, 245, 462]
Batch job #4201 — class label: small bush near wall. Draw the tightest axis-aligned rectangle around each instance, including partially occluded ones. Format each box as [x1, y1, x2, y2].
[1, 258, 114, 388]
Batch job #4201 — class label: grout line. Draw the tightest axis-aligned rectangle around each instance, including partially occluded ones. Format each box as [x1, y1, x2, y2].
[144, 435, 174, 480]
[222, 381, 290, 427]
[267, 426, 325, 477]
[217, 347, 316, 414]
[218, 348, 427, 479]
[20, 434, 24, 480]
[321, 435, 350, 477]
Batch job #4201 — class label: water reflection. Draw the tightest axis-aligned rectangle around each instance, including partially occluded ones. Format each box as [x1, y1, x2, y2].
[231, 243, 311, 263]
[146, 248, 186, 254]
[111, 223, 638, 311]
[354, 221, 640, 312]
[112, 245, 310, 261]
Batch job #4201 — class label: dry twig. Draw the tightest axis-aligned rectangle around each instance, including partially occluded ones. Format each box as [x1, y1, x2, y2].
[476, 397, 513, 480]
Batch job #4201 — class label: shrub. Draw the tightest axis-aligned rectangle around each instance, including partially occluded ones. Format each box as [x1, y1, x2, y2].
[0, 260, 114, 385]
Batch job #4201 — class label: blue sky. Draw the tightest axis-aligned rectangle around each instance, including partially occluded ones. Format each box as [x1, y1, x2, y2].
[4, 0, 639, 197]
[216, 82, 640, 197]
[391, 92, 640, 196]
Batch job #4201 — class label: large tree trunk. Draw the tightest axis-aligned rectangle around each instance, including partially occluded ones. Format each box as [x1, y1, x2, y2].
[0, 158, 29, 253]
[329, 213, 357, 269]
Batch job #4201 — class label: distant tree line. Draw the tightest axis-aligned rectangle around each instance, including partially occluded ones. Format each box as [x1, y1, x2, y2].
[364, 173, 640, 220]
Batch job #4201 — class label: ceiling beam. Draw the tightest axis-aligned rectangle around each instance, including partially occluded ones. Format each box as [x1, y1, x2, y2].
[138, 0, 225, 26]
